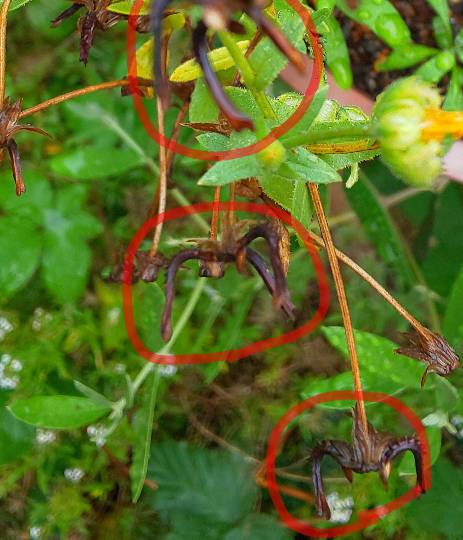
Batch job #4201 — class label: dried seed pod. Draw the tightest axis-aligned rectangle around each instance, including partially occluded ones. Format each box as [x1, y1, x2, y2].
[396, 330, 460, 387]
[107, 251, 168, 284]
[0, 98, 50, 196]
[312, 404, 425, 519]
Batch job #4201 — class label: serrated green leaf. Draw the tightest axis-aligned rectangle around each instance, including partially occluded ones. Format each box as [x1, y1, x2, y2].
[198, 155, 262, 186]
[8, 396, 110, 429]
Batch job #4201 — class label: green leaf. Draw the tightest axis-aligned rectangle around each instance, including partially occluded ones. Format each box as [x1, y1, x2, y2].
[443, 67, 463, 111]
[5, 0, 34, 10]
[249, 8, 305, 89]
[415, 50, 455, 83]
[224, 514, 293, 540]
[0, 171, 52, 221]
[74, 381, 113, 409]
[376, 44, 438, 71]
[133, 283, 166, 352]
[302, 323, 429, 408]
[8, 396, 111, 429]
[443, 265, 463, 346]
[0, 216, 41, 302]
[421, 183, 463, 298]
[147, 440, 258, 526]
[336, 0, 411, 47]
[432, 15, 452, 49]
[344, 174, 415, 287]
[198, 155, 262, 186]
[0, 406, 34, 465]
[49, 146, 143, 180]
[320, 15, 353, 89]
[320, 148, 379, 170]
[276, 147, 342, 184]
[406, 459, 463, 537]
[42, 231, 91, 304]
[189, 79, 220, 123]
[425, 0, 450, 25]
[131, 368, 161, 502]
[259, 174, 311, 230]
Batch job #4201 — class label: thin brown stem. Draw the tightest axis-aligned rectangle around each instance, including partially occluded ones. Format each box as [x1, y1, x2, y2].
[210, 186, 221, 240]
[150, 98, 168, 257]
[308, 183, 368, 433]
[18, 80, 132, 119]
[0, 0, 11, 107]
[307, 230, 429, 337]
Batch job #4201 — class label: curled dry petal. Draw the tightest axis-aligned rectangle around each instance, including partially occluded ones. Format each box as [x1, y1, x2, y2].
[311, 405, 424, 519]
[396, 330, 460, 387]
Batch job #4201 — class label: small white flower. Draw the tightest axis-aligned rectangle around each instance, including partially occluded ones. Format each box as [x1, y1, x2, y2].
[29, 526, 42, 539]
[32, 320, 42, 332]
[107, 307, 121, 325]
[326, 492, 354, 524]
[1, 353, 11, 365]
[64, 467, 84, 483]
[87, 424, 106, 447]
[114, 363, 126, 374]
[0, 376, 19, 390]
[36, 429, 57, 446]
[159, 364, 177, 377]
[10, 359, 23, 372]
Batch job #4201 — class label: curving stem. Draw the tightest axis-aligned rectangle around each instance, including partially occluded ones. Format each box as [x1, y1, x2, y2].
[151, 0, 174, 106]
[246, 248, 294, 318]
[382, 436, 426, 493]
[246, 5, 305, 73]
[192, 21, 253, 131]
[238, 223, 295, 319]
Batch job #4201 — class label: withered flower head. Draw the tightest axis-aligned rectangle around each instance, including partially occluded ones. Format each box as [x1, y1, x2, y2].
[0, 98, 50, 196]
[396, 330, 460, 388]
[151, 0, 306, 130]
[107, 250, 168, 284]
[311, 404, 425, 520]
[52, 0, 149, 65]
[160, 219, 294, 341]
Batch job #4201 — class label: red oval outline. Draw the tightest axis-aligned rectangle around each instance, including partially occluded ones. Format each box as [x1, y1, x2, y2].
[122, 201, 330, 364]
[265, 391, 432, 538]
[125, 0, 323, 160]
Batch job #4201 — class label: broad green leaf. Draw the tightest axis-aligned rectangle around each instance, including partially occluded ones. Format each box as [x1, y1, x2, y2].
[345, 174, 415, 287]
[421, 183, 463, 297]
[131, 368, 160, 502]
[276, 147, 342, 184]
[259, 174, 311, 230]
[170, 41, 250, 82]
[249, 8, 305, 89]
[224, 514, 293, 540]
[0, 406, 34, 465]
[320, 148, 379, 170]
[109, 0, 151, 15]
[336, 0, 411, 47]
[425, 0, 450, 24]
[415, 50, 455, 83]
[8, 396, 111, 429]
[198, 155, 262, 186]
[302, 323, 430, 409]
[189, 79, 220, 123]
[42, 231, 91, 304]
[406, 459, 463, 537]
[147, 440, 258, 526]
[0, 216, 41, 302]
[0, 171, 52, 221]
[49, 146, 144, 180]
[443, 68, 463, 111]
[443, 265, 463, 346]
[377, 44, 438, 71]
[320, 14, 353, 89]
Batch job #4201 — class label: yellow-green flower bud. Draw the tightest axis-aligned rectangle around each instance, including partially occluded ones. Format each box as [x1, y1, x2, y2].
[257, 139, 287, 171]
[372, 77, 444, 188]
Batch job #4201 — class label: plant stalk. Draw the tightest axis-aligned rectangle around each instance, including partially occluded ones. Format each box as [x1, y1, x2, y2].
[285, 123, 373, 149]
[0, 0, 11, 107]
[308, 182, 368, 433]
[18, 80, 132, 118]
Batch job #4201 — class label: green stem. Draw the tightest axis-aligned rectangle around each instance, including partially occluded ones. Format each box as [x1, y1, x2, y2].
[285, 122, 374, 149]
[131, 278, 207, 395]
[217, 30, 277, 121]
